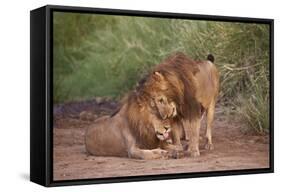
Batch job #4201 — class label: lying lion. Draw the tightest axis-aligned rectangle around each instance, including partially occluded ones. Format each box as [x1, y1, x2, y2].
[85, 72, 182, 160]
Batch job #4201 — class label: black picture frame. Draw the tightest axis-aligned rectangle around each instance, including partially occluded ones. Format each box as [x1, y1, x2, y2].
[30, 4, 274, 187]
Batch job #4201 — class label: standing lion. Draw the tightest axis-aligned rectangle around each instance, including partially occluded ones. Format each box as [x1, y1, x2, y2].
[153, 52, 220, 157]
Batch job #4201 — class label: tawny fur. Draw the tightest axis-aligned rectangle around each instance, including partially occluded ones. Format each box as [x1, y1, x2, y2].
[85, 72, 180, 160]
[153, 52, 220, 157]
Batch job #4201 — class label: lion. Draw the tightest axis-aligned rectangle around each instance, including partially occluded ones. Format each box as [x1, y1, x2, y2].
[152, 52, 220, 157]
[85, 72, 181, 160]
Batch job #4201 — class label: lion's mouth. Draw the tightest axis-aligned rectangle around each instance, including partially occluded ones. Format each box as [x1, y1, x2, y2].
[156, 130, 170, 141]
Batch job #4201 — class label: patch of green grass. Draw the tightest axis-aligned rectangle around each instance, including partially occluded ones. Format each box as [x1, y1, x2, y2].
[237, 68, 270, 133]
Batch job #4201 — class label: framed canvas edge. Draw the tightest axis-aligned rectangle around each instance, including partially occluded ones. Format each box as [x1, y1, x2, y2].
[30, 4, 274, 187]
[48, 168, 273, 187]
[46, 4, 273, 23]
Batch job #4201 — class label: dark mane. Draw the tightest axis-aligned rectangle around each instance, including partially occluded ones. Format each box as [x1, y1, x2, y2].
[126, 90, 159, 149]
[154, 52, 201, 120]
[135, 74, 149, 92]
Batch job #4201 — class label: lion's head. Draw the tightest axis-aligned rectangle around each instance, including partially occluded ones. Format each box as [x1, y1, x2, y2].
[141, 71, 177, 120]
[149, 94, 177, 120]
[152, 53, 203, 120]
[153, 118, 172, 141]
[125, 71, 178, 146]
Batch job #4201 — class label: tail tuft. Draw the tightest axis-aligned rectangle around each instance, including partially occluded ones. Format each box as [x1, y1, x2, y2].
[207, 54, 215, 63]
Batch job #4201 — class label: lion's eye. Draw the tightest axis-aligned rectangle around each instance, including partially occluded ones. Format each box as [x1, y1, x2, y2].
[159, 98, 164, 103]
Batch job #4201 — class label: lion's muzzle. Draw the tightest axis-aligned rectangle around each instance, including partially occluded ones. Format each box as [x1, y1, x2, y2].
[156, 126, 171, 141]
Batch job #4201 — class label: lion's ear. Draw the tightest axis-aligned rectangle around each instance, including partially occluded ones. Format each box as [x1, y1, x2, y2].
[153, 71, 164, 81]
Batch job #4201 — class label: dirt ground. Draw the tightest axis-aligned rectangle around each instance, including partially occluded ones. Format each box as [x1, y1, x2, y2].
[53, 99, 269, 181]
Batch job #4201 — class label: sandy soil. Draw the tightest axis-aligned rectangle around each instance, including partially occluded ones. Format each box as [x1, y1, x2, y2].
[53, 99, 269, 181]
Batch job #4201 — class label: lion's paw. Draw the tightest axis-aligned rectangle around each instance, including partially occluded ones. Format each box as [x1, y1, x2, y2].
[187, 149, 200, 157]
[151, 149, 169, 159]
[168, 150, 184, 159]
[204, 143, 214, 150]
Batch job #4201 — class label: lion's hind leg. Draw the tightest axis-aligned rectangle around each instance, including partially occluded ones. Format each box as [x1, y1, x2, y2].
[205, 101, 215, 150]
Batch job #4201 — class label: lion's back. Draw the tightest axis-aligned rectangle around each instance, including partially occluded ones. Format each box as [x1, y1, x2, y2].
[85, 115, 128, 157]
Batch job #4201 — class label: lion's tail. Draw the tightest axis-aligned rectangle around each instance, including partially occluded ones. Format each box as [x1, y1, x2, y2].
[207, 54, 215, 63]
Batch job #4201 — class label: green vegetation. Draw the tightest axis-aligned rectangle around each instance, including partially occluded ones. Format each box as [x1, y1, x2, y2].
[53, 12, 270, 133]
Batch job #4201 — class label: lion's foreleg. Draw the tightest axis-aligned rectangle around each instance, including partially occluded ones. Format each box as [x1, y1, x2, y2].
[171, 121, 184, 146]
[183, 118, 201, 157]
[169, 122, 184, 154]
[128, 146, 168, 160]
[122, 127, 168, 160]
[182, 121, 190, 141]
[159, 122, 185, 159]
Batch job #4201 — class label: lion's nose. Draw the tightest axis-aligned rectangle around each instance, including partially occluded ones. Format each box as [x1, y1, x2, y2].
[164, 126, 170, 131]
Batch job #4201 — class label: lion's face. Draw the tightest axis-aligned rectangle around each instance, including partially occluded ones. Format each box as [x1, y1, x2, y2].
[145, 72, 177, 120]
[150, 95, 177, 120]
[153, 119, 172, 141]
[149, 95, 176, 141]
